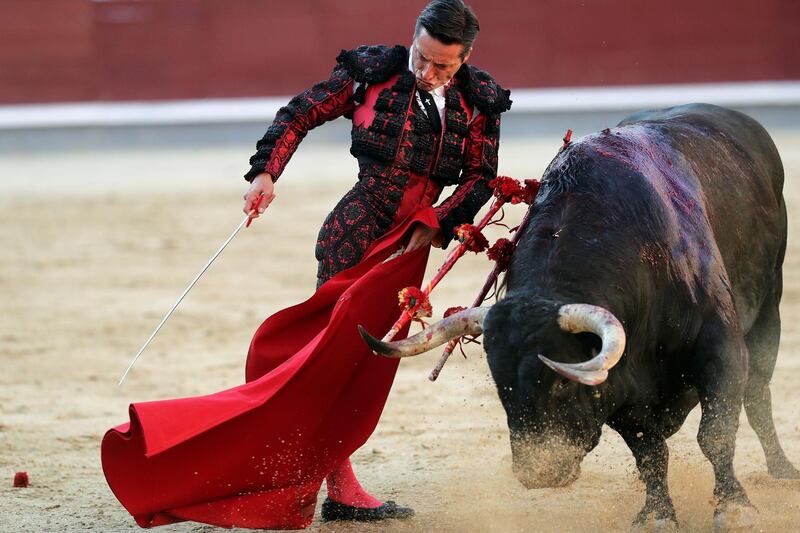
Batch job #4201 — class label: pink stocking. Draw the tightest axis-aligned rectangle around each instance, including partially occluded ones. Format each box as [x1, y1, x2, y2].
[325, 458, 383, 508]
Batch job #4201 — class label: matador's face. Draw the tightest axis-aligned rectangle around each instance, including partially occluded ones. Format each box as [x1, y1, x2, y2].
[411, 27, 471, 92]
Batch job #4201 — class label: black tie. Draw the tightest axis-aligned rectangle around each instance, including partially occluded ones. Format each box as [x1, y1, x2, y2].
[418, 90, 442, 134]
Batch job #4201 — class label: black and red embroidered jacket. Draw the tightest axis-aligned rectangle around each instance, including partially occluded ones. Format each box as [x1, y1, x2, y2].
[245, 45, 511, 248]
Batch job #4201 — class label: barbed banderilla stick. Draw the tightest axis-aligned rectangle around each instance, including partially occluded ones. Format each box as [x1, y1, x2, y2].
[428, 203, 536, 381]
[380, 197, 506, 344]
[118, 193, 265, 386]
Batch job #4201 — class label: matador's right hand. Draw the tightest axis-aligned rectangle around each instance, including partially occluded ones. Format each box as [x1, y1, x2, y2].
[243, 173, 276, 220]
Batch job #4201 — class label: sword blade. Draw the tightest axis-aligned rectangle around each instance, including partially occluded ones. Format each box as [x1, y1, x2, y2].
[118, 212, 252, 386]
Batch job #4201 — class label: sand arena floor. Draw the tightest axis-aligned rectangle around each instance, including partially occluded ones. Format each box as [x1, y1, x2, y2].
[1, 132, 799, 532]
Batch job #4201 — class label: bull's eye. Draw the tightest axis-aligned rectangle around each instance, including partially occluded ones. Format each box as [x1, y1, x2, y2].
[553, 378, 571, 397]
[558, 378, 570, 389]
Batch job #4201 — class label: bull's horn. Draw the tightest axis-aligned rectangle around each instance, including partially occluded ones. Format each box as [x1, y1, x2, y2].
[538, 303, 626, 386]
[359, 307, 490, 358]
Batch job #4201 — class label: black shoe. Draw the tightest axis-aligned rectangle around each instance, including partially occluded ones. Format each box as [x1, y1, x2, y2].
[320, 497, 415, 522]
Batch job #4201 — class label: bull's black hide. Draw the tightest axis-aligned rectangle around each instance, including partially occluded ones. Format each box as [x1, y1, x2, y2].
[483, 103, 793, 529]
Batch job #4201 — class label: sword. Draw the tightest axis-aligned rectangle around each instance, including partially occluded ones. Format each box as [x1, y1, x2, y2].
[118, 193, 265, 386]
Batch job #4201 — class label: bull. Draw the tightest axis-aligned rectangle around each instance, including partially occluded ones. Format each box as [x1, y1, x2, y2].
[361, 104, 798, 531]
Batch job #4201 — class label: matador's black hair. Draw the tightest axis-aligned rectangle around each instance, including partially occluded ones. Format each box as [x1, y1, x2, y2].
[415, 0, 480, 57]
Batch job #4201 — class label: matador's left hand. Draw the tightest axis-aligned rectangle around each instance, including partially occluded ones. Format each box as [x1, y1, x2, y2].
[405, 223, 443, 253]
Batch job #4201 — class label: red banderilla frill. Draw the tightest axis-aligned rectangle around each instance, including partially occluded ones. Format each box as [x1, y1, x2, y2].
[380, 196, 507, 343]
[376, 175, 541, 380]
[428, 198, 537, 381]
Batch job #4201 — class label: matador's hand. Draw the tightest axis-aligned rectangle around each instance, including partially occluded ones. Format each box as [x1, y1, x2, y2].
[405, 223, 443, 253]
[243, 173, 276, 220]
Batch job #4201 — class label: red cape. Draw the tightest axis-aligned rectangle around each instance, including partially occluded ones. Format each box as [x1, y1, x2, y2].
[102, 207, 438, 529]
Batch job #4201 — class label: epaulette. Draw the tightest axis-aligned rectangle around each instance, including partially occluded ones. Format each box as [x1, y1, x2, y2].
[335, 45, 408, 85]
[456, 64, 512, 115]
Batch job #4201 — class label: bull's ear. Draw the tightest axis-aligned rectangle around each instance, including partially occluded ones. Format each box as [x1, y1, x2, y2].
[538, 354, 608, 386]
